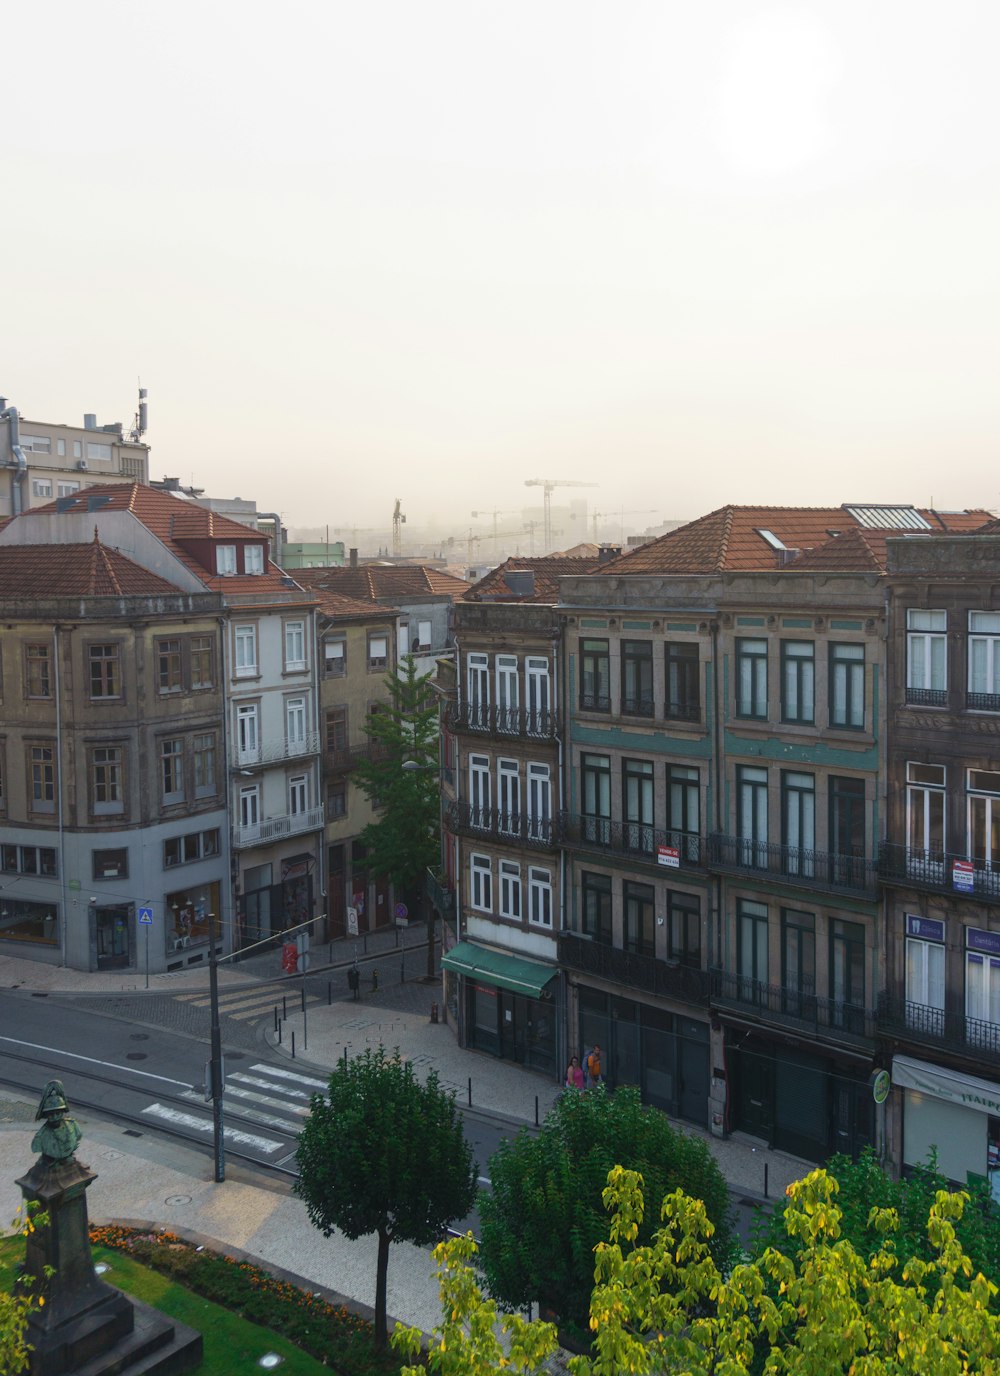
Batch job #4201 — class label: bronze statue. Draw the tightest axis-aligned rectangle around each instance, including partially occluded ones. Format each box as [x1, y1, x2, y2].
[30, 1079, 82, 1164]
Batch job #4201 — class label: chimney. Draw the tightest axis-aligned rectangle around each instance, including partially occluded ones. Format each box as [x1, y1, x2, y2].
[350, 547, 358, 568]
[598, 544, 621, 563]
[84, 413, 97, 430]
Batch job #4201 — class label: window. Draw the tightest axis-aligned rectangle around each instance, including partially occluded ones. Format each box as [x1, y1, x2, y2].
[527, 762, 551, 842]
[905, 915, 945, 1033]
[284, 620, 306, 670]
[781, 771, 815, 877]
[157, 639, 183, 693]
[234, 624, 257, 676]
[288, 773, 308, 815]
[581, 871, 612, 943]
[737, 765, 768, 867]
[286, 697, 307, 751]
[906, 762, 946, 880]
[0, 742, 4, 813]
[86, 441, 112, 461]
[25, 644, 51, 699]
[398, 622, 410, 659]
[665, 642, 699, 721]
[323, 638, 346, 677]
[621, 640, 654, 716]
[581, 752, 611, 846]
[466, 653, 489, 726]
[239, 785, 260, 830]
[88, 643, 120, 699]
[528, 867, 553, 927]
[57, 481, 79, 497]
[244, 543, 265, 574]
[92, 848, 126, 880]
[326, 707, 348, 759]
[829, 776, 866, 886]
[160, 738, 184, 803]
[966, 928, 1000, 1044]
[830, 919, 866, 1026]
[216, 545, 237, 576]
[57, 439, 66, 457]
[497, 758, 520, 833]
[580, 638, 610, 712]
[782, 909, 816, 1017]
[3, 844, 57, 877]
[416, 619, 432, 650]
[31, 478, 53, 498]
[969, 612, 1000, 711]
[830, 643, 865, 728]
[736, 638, 768, 719]
[29, 744, 55, 813]
[190, 636, 213, 689]
[236, 703, 260, 764]
[668, 892, 700, 967]
[193, 733, 216, 797]
[164, 828, 221, 867]
[366, 634, 387, 671]
[623, 758, 654, 854]
[780, 641, 814, 724]
[526, 657, 551, 733]
[73, 440, 82, 458]
[624, 881, 655, 957]
[907, 609, 947, 705]
[470, 853, 492, 911]
[23, 435, 52, 454]
[496, 654, 519, 726]
[666, 764, 700, 862]
[328, 781, 347, 819]
[737, 899, 769, 998]
[469, 754, 491, 824]
[499, 860, 521, 919]
[968, 769, 1000, 882]
[91, 745, 124, 814]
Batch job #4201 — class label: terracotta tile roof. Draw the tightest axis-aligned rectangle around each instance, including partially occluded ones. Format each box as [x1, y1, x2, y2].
[313, 589, 398, 620]
[463, 555, 604, 603]
[600, 504, 993, 575]
[0, 537, 181, 597]
[293, 564, 468, 602]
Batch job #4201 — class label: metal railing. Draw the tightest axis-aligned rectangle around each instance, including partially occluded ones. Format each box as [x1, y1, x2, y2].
[426, 867, 456, 918]
[324, 741, 392, 773]
[905, 686, 947, 707]
[878, 843, 1000, 897]
[560, 813, 704, 868]
[560, 931, 710, 1004]
[621, 695, 655, 718]
[877, 993, 1000, 1063]
[708, 833, 877, 895]
[448, 702, 560, 740]
[232, 805, 324, 849]
[968, 692, 1000, 713]
[710, 968, 876, 1043]
[232, 731, 320, 770]
[579, 692, 611, 713]
[445, 800, 557, 850]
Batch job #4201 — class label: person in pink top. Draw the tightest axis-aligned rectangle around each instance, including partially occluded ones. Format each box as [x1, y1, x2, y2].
[565, 1056, 585, 1091]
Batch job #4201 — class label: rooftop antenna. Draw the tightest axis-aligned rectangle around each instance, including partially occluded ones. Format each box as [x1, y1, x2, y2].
[128, 382, 148, 443]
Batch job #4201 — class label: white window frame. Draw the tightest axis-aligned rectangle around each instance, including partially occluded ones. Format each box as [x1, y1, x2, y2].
[499, 860, 521, 919]
[528, 866, 553, 927]
[234, 623, 257, 677]
[497, 758, 520, 833]
[966, 932, 1000, 1044]
[284, 619, 306, 671]
[397, 623, 410, 659]
[288, 773, 308, 815]
[968, 612, 1000, 708]
[466, 652, 489, 726]
[906, 929, 945, 1015]
[216, 544, 237, 576]
[244, 543, 265, 574]
[416, 619, 432, 650]
[368, 634, 388, 671]
[193, 732, 216, 798]
[236, 703, 260, 764]
[968, 768, 1000, 877]
[239, 784, 260, 829]
[31, 478, 52, 498]
[496, 654, 519, 718]
[526, 657, 551, 732]
[906, 609, 947, 695]
[470, 853, 492, 911]
[160, 737, 184, 804]
[469, 754, 491, 821]
[324, 638, 346, 676]
[527, 761, 552, 841]
[286, 697, 307, 752]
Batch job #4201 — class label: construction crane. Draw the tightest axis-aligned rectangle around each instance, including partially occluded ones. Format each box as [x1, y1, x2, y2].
[524, 478, 598, 553]
[574, 508, 660, 542]
[392, 498, 406, 558]
[471, 508, 520, 556]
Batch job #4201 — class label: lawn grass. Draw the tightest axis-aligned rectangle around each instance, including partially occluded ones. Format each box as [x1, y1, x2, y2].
[0, 1235, 341, 1374]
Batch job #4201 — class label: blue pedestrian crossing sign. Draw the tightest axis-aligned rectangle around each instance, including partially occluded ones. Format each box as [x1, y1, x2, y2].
[137, 906, 154, 925]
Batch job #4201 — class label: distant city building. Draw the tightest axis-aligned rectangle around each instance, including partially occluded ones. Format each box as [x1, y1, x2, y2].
[280, 541, 346, 569]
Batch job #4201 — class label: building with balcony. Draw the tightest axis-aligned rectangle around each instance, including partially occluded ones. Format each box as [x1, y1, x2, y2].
[879, 529, 1000, 1194]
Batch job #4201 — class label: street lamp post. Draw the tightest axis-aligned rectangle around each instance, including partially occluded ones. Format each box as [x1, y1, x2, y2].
[208, 918, 225, 1183]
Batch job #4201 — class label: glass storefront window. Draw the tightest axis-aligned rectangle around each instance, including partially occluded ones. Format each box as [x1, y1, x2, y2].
[166, 881, 220, 952]
[0, 897, 58, 945]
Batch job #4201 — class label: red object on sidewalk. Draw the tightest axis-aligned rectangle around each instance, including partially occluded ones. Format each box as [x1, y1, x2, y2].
[281, 942, 298, 974]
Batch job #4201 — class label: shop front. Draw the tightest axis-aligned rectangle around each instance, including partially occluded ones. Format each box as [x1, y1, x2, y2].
[893, 1054, 1000, 1198]
[441, 941, 558, 1076]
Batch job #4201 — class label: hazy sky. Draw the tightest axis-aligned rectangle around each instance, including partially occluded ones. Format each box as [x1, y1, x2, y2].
[4, 2, 1000, 533]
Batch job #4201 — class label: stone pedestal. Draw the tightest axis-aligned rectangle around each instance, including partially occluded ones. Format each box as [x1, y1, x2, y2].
[16, 1156, 202, 1375]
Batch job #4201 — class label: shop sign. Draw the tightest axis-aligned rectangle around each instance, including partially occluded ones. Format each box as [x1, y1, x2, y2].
[952, 860, 975, 892]
[870, 1069, 891, 1104]
[892, 1055, 1000, 1117]
[968, 927, 1000, 956]
[906, 915, 944, 942]
[657, 845, 680, 868]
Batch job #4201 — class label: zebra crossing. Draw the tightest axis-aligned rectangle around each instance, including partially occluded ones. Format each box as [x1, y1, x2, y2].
[142, 1061, 328, 1163]
[174, 985, 321, 1024]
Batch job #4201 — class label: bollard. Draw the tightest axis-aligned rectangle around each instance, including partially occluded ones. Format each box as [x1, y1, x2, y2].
[283, 994, 287, 1020]
[468, 1077, 472, 1108]
[400, 957, 405, 984]
[764, 1162, 769, 1199]
[535, 1095, 539, 1127]
[371, 968, 379, 992]
[277, 1018, 282, 1044]
[328, 980, 332, 1006]
[292, 1030, 296, 1059]
[273, 1006, 278, 1033]
[430, 1002, 439, 1024]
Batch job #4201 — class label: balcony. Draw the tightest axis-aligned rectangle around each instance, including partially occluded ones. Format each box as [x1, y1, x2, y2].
[968, 692, 1000, 713]
[560, 931, 710, 1005]
[561, 814, 704, 871]
[707, 834, 877, 897]
[232, 731, 320, 771]
[877, 992, 1000, 1066]
[905, 686, 948, 708]
[324, 742, 391, 774]
[448, 702, 559, 740]
[878, 843, 1000, 898]
[445, 800, 557, 851]
[232, 805, 324, 850]
[710, 968, 876, 1046]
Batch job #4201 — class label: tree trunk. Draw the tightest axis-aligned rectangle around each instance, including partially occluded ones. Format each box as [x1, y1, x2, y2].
[375, 1226, 391, 1349]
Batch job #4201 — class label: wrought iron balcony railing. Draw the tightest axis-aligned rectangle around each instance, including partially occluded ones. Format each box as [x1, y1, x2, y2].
[707, 834, 877, 895]
[445, 800, 557, 850]
[905, 686, 947, 707]
[560, 814, 704, 868]
[425, 867, 456, 918]
[232, 731, 321, 770]
[560, 931, 710, 1005]
[621, 695, 655, 718]
[324, 742, 392, 773]
[710, 968, 876, 1044]
[967, 691, 1000, 713]
[448, 701, 559, 740]
[877, 992, 1000, 1063]
[878, 843, 1000, 897]
[232, 805, 325, 850]
[579, 692, 611, 714]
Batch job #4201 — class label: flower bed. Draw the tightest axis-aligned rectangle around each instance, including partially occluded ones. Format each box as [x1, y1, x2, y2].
[89, 1225, 406, 1376]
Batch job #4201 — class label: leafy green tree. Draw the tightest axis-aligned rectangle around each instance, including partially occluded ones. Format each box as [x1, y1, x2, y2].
[354, 653, 440, 972]
[294, 1046, 477, 1349]
[478, 1085, 735, 1330]
[2, 1204, 50, 1375]
[401, 1168, 1000, 1375]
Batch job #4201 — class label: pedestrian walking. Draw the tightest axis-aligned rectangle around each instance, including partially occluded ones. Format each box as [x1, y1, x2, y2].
[586, 1043, 602, 1089]
[565, 1056, 585, 1091]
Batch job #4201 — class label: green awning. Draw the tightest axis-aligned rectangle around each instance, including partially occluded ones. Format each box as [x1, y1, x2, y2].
[441, 941, 557, 999]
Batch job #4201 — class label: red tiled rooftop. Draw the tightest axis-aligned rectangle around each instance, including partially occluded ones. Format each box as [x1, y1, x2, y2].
[463, 555, 604, 603]
[0, 537, 182, 597]
[294, 564, 468, 602]
[313, 589, 398, 620]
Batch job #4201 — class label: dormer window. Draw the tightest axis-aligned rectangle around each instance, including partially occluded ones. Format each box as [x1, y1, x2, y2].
[216, 545, 237, 576]
[245, 544, 265, 574]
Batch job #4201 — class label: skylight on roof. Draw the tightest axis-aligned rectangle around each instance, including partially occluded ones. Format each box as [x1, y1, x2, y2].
[756, 529, 788, 551]
[843, 505, 931, 530]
